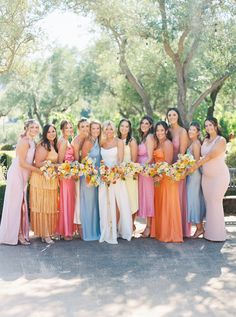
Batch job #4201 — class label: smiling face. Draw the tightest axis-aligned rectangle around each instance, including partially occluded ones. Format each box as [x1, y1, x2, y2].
[90, 123, 101, 139]
[104, 124, 115, 138]
[26, 123, 40, 138]
[140, 119, 152, 135]
[62, 122, 74, 138]
[205, 120, 217, 136]
[155, 124, 167, 142]
[47, 125, 57, 142]
[167, 110, 178, 125]
[188, 125, 199, 141]
[79, 121, 90, 137]
[119, 120, 130, 138]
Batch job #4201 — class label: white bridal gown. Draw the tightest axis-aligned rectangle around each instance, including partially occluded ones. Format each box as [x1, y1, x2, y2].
[99, 147, 132, 244]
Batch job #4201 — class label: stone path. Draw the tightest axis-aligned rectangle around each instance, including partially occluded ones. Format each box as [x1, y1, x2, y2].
[0, 219, 236, 317]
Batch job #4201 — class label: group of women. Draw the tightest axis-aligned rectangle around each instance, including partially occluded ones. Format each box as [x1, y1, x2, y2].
[0, 108, 230, 246]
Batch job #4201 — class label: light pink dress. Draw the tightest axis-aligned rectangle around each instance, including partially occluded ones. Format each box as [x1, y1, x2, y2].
[172, 134, 191, 238]
[201, 136, 230, 241]
[137, 143, 154, 217]
[0, 139, 35, 245]
[57, 144, 76, 237]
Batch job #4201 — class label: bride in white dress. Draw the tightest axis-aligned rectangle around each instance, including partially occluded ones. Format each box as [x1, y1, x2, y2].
[99, 121, 132, 244]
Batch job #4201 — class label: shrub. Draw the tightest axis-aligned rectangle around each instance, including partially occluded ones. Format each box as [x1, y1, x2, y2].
[1, 144, 14, 151]
[0, 181, 6, 219]
[0, 153, 13, 169]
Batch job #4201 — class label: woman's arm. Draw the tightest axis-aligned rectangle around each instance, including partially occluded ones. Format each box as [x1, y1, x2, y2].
[179, 128, 188, 155]
[58, 139, 67, 164]
[117, 138, 124, 164]
[17, 139, 41, 173]
[145, 134, 154, 164]
[163, 140, 174, 165]
[81, 139, 93, 159]
[72, 135, 84, 161]
[34, 145, 49, 168]
[197, 137, 226, 167]
[192, 141, 201, 161]
[130, 138, 138, 162]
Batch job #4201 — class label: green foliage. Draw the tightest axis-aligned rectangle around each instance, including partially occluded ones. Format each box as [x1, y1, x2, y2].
[0, 151, 14, 169]
[1, 144, 14, 151]
[226, 140, 236, 168]
[0, 181, 6, 217]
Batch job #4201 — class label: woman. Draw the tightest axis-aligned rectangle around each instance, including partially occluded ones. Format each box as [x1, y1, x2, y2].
[118, 119, 138, 231]
[0, 119, 40, 245]
[57, 120, 76, 240]
[99, 121, 132, 244]
[30, 124, 59, 244]
[189, 117, 230, 242]
[151, 121, 183, 242]
[137, 115, 155, 237]
[186, 121, 205, 238]
[72, 118, 90, 237]
[167, 107, 191, 238]
[80, 120, 101, 241]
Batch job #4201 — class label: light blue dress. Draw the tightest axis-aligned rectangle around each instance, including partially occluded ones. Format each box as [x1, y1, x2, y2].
[80, 139, 101, 241]
[186, 145, 206, 224]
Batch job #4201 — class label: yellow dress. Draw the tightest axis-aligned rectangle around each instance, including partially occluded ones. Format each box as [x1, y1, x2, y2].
[123, 140, 139, 215]
[30, 148, 59, 237]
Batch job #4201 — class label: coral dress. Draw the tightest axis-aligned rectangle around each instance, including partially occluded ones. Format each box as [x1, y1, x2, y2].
[172, 134, 191, 237]
[0, 139, 35, 245]
[151, 148, 183, 242]
[137, 143, 154, 217]
[99, 147, 132, 244]
[201, 136, 230, 241]
[80, 139, 101, 241]
[57, 144, 76, 238]
[30, 147, 59, 237]
[123, 140, 139, 214]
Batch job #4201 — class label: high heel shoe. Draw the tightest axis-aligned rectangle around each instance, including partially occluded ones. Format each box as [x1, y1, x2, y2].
[192, 229, 204, 239]
[41, 237, 55, 244]
[18, 236, 30, 245]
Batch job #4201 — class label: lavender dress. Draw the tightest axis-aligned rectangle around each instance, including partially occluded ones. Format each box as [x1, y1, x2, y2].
[0, 139, 35, 245]
[137, 143, 154, 218]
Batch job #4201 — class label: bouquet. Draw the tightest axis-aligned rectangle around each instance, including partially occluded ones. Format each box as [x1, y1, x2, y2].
[118, 162, 142, 180]
[57, 161, 73, 179]
[99, 160, 120, 187]
[81, 156, 100, 187]
[70, 161, 84, 179]
[40, 160, 57, 179]
[166, 153, 195, 181]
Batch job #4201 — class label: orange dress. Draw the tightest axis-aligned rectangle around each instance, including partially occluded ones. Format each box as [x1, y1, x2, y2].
[151, 148, 183, 242]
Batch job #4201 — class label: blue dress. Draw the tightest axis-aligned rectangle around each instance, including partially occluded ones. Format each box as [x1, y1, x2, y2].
[186, 146, 206, 224]
[80, 139, 101, 241]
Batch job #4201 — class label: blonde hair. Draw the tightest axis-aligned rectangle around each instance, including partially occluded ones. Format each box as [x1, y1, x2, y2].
[102, 120, 116, 133]
[21, 119, 39, 137]
[90, 120, 102, 145]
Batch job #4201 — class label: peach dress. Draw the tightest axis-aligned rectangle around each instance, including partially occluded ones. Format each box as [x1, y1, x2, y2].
[30, 147, 59, 237]
[151, 148, 183, 242]
[201, 136, 230, 241]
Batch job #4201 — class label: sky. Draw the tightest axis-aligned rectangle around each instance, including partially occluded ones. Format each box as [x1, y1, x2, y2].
[35, 9, 100, 55]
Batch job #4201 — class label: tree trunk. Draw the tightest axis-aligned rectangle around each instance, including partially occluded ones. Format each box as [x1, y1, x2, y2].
[207, 84, 223, 117]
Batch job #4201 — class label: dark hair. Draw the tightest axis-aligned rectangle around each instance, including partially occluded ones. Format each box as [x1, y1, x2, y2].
[117, 118, 133, 145]
[166, 107, 185, 128]
[77, 117, 88, 129]
[189, 121, 201, 132]
[154, 121, 172, 146]
[138, 115, 154, 142]
[204, 117, 222, 139]
[41, 124, 58, 152]
[60, 120, 72, 131]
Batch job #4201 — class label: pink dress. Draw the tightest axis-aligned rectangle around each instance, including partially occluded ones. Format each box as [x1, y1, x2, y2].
[0, 139, 35, 245]
[57, 144, 76, 237]
[201, 136, 230, 241]
[172, 134, 191, 238]
[137, 143, 154, 217]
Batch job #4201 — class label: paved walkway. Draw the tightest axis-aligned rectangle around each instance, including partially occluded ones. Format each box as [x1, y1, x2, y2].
[0, 218, 236, 317]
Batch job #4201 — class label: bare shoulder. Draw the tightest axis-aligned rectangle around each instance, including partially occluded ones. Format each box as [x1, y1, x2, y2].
[129, 137, 137, 146]
[146, 134, 154, 142]
[163, 139, 173, 150]
[179, 127, 188, 136]
[217, 136, 227, 146]
[192, 139, 201, 149]
[117, 138, 123, 146]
